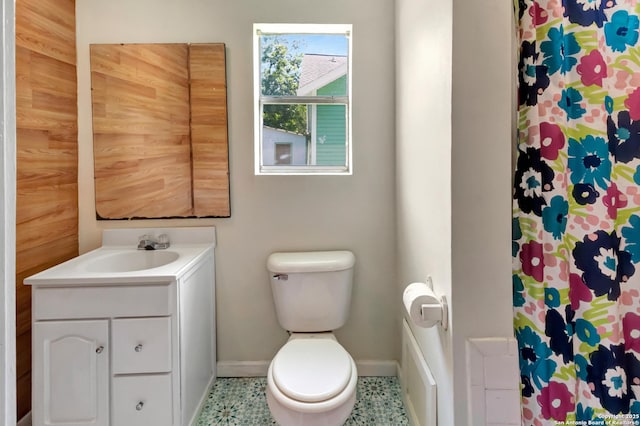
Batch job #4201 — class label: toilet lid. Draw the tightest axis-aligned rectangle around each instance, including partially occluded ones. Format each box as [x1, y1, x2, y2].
[272, 338, 352, 403]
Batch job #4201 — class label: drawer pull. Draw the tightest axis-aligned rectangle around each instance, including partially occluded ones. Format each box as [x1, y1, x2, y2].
[134, 344, 143, 352]
[136, 401, 144, 411]
[96, 345, 104, 354]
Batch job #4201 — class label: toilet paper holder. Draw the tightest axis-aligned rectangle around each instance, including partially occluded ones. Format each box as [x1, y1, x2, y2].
[423, 276, 448, 330]
[403, 277, 449, 331]
[420, 297, 448, 330]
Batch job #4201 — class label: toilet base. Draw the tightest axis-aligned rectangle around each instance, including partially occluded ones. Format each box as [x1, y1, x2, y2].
[266, 386, 356, 426]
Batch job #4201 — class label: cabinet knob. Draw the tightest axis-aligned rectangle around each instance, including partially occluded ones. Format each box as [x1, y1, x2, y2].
[95, 345, 104, 354]
[134, 344, 143, 352]
[136, 401, 144, 411]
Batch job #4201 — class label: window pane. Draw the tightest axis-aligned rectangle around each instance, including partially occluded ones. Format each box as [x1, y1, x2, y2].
[261, 103, 348, 168]
[262, 123, 308, 166]
[260, 34, 349, 97]
[314, 104, 347, 167]
[263, 104, 308, 136]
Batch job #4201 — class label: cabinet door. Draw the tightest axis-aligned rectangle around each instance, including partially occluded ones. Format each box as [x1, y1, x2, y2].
[33, 320, 109, 426]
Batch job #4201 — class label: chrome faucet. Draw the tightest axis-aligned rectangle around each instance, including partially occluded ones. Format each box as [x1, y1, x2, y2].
[137, 233, 170, 250]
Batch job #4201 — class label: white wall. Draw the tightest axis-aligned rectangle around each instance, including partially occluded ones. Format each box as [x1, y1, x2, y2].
[0, 0, 16, 423]
[451, 0, 514, 423]
[395, 0, 454, 423]
[76, 0, 397, 367]
[396, 0, 513, 424]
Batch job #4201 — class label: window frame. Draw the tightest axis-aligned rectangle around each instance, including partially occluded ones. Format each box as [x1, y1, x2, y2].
[253, 23, 353, 175]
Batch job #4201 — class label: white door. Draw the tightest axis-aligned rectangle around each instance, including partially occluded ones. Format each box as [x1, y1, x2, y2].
[33, 320, 109, 426]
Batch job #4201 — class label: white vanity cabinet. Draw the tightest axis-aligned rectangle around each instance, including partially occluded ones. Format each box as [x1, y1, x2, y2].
[26, 227, 217, 426]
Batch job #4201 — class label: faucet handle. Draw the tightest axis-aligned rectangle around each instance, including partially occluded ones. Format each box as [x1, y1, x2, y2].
[155, 234, 170, 249]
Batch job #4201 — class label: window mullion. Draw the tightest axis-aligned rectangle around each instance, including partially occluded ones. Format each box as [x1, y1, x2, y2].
[261, 95, 348, 105]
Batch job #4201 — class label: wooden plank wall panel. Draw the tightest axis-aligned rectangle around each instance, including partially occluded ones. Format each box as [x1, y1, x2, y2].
[91, 44, 193, 219]
[15, 0, 78, 419]
[189, 43, 230, 217]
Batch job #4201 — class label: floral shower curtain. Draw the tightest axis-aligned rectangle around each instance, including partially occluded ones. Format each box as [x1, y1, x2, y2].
[513, 1, 640, 423]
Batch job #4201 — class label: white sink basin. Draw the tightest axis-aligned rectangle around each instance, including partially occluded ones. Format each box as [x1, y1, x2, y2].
[83, 250, 180, 273]
[24, 227, 216, 285]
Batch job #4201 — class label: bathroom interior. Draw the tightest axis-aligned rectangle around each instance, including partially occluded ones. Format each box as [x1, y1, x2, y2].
[0, 0, 515, 425]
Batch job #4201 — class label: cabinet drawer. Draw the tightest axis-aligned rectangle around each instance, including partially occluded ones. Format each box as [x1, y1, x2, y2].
[112, 374, 172, 426]
[112, 317, 172, 374]
[33, 284, 175, 320]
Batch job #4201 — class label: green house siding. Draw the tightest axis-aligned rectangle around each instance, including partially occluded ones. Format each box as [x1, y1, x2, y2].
[315, 76, 347, 166]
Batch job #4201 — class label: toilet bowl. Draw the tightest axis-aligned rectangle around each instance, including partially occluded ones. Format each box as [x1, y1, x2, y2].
[266, 333, 357, 426]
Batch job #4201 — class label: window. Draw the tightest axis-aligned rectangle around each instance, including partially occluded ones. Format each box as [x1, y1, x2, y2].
[254, 23, 352, 175]
[274, 143, 293, 165]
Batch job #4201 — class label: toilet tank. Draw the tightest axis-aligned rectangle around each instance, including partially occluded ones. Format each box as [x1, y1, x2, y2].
[267, 251, 356, 332]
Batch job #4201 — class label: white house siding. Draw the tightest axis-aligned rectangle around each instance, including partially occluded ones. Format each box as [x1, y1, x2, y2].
[262, 126, 307, 166]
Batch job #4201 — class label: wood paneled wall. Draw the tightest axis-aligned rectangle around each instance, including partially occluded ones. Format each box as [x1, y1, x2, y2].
[189, 44, 230, 217]
[91, 43, 229, 219]
[15, 0, 78, 419]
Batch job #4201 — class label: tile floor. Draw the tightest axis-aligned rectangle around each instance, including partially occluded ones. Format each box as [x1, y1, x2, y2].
[196, 376, 409, 425]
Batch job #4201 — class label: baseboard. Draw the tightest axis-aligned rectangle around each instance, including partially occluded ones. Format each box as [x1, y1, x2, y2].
[356, 360, 398, 376]
[216, 360, 399, 377]
[217, 361, 269, 377]
[17, 412, 31, 426]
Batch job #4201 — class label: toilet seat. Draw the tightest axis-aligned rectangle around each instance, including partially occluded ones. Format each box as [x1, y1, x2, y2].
[272, 338, 352, 403]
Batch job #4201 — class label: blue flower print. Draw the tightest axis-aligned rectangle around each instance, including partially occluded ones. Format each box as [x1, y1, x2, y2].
[573, 230, 635, 301]
[564, 0, 616, 28]
[587, 344, 640, 414]
[514, 147, 555, 216]
[521, 374, 535, 398]
[572, 183, 600, 205]
[605, 95, 614, 114]
[513, 218, 522, 257]
[559, 87, 587, 120]
[568, 135, 611, 190]
[575, 353, 589, 381]
[544, 287, 562, 308]
[542, 196, 569, 240]
[576, 402, 595, 421]
[575, 318, 600, 347]
[545, 306, 575, 364]
[517, 326, 558, 390]
[622, 215, 640, 263]
[541, 26, 581, 75]
[514, 275, 526, 307]
[608, 111, 640, 163]
[519, 41, 551, 107]
[634, 166, 640, 185]
[605, 10, 640, 53]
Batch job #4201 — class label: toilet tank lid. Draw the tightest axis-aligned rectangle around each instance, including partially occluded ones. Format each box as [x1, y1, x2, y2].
[267, 251, 355, 273]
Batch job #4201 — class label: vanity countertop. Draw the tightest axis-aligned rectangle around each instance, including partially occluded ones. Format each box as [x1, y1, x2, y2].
[24, 227, 216, 286]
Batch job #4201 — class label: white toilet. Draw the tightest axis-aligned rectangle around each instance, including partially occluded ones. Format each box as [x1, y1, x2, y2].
[266, 250, 358, 426]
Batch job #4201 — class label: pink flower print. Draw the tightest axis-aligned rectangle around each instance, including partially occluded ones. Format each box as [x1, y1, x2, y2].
[625, 88, 640, 121]
[529, 2, 549, 25]
[577, 50, 607, 87]
[603, 183, 628, 219]
[520, 241, 545, 282]
[623, 312, 640, 352]
[569, 272, 593, 310]
[537, 381, 574, 421]
[540, 122, 565, 160]
[615, 70, 630, 90]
